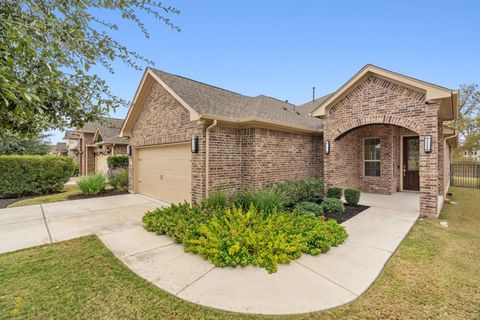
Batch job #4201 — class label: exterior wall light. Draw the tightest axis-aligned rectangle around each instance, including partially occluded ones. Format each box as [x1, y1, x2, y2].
[325, 140, 330, 154]
[191, 135, 199, 153]
[424, 135, 432, 153]
[127, 144, 132, 156]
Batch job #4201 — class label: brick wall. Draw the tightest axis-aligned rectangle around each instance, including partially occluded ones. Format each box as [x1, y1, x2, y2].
[324, 75, 441, 217]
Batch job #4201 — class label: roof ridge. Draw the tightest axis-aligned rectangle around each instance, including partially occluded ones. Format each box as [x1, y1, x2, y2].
[149, 67, 252, 99]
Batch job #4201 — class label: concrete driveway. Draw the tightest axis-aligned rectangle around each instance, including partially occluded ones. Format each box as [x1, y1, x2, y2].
[0, 192, 419, 315]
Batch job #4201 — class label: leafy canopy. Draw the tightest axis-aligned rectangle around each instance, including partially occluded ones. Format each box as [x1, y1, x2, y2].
[0, 0, 180, 137]
[451, 84, 480, 150]
[0, 131, 51, 155]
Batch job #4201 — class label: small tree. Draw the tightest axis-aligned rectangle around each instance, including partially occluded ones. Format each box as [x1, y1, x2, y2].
[0, 132, 51, 155]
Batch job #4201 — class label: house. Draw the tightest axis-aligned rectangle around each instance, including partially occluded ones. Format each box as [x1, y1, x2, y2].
[76, 117, 129, 175]
[48, 142, 68, 156]
[63, 130, 79, 158]
[120, 64, 458, 217]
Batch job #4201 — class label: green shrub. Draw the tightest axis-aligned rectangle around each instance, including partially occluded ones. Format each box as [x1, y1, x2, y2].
[77, 173, 107, 195]
[183, 206, 347, 273]
[292, 201, 324, 217]
[0, 155, 76, 198]
[200, 189, 230, 209]
[108, 168, 128, 191]
[107, 155, 128, 169]
[143, 203, 216, 243]
[327, 187, 342, 199]
[272, 179, 324, 207]
[344, 188, 360, 206]
[234, 188, 286, 214]
[320, 198, 345, 214]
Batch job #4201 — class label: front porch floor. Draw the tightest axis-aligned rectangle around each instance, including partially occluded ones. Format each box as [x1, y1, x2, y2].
[359, 191, 420, 213]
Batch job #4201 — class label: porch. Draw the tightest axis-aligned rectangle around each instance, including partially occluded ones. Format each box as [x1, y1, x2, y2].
[358, 191, 420, 213]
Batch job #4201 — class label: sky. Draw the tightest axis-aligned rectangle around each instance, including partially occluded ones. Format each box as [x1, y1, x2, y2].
[48, 0, 480, 143]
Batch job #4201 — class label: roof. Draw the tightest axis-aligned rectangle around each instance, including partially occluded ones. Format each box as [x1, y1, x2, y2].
[77, 117, 129, 145]
[296, 94, 332, 115]
[63, 130, 78, 140]
[149, 68, 324, 131]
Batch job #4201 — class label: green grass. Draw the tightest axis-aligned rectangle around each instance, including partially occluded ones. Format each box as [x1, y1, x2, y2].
[1, 187, 479, 319]
[7, 184, 80, 208]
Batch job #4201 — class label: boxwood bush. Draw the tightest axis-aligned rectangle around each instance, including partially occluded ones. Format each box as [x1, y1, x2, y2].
[0, 155, 76, 198]
[107, 155, 128, 169]
[326, 187, 342, 199]
[344, 188, 360, 206]
[320, 198, 345, 214]
[292, 201, 324, 217]
[272, 179, 324, 207]
[143, 204, 347, 273]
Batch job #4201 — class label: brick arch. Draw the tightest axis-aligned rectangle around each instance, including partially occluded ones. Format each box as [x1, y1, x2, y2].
[331, 115, 421, 140]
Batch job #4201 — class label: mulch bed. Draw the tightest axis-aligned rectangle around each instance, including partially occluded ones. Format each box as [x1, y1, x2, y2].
[323, 204, 370, 224]
[67, 189, 129, 200]
[0, 197, 31, 209]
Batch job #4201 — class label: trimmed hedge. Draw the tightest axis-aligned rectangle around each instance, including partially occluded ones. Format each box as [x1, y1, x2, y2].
[0, 155, 76, 198]
[107, 155, 128, 169]
[327, 187, 342, 199]
[345, 188, 360, 206]
[320, 198, 345, 214]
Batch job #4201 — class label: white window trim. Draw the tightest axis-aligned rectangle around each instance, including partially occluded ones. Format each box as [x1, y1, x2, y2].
[363, 137, 381, 177]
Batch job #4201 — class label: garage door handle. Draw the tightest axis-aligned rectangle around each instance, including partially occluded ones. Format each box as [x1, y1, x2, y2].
[159, 174, 163, 180]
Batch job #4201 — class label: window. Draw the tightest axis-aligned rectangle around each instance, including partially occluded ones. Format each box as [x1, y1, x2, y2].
[364, 138, 381, 176]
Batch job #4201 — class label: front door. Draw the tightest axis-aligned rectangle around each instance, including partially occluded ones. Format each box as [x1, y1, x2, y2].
[403, 136, 420, 191]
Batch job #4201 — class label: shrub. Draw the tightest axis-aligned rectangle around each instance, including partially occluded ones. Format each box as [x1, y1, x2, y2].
[108, 168, 128, 191]
[0, 155, 76, 198]
[77, 173, 107, 195]
[200, 189, 230, 209]
[344, 188, 360, 206]
[326, 187, 342, 199]
[182, 206, 347, 273]
[234, 188, 286, 214]
[293, 201, 324, 217]
[107, 155, 128, 169]
[320, 198, 345, 214]
[143, 203, 215, 243]
[272, 179, 324, 207]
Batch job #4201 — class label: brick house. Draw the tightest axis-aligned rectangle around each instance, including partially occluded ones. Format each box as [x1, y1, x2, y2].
[120, 65, 458, 217]
[76, 117, 129, 175]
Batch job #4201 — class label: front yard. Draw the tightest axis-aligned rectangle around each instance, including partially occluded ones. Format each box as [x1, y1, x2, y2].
[1, 187, 479, 319]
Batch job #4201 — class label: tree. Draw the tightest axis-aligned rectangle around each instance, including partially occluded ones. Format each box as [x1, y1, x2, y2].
[0, 132, 51, 155]
[451, 84, 480, 149]
[0, 0, 180, 137]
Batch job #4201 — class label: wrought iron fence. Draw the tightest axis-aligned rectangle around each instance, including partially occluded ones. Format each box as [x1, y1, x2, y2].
[450, 163, 480, 189]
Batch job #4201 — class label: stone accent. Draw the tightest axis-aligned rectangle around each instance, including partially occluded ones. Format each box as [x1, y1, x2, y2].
[324, 75, 441, 217]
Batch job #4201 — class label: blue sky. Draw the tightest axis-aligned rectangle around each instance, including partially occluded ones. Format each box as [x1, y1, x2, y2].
[48, 0, 480, 142]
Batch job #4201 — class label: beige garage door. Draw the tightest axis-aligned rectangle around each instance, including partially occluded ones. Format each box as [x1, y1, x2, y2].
[95, 154, 109, 174]
[136, 143, 191, 204]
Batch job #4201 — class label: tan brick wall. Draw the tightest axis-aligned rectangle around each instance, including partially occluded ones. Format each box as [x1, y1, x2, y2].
[324, 75, 441, 217]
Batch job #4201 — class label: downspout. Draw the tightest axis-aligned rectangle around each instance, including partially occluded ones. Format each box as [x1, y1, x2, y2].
[205, 119, 218, 197]
[444, 131, 458, 198]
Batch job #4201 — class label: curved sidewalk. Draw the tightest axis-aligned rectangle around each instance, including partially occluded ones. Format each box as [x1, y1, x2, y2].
[99, 194, 419, 315]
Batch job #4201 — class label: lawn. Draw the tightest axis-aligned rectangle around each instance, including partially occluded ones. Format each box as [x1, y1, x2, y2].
[7, 184, 80, 208]
[1, 187, 479, 319]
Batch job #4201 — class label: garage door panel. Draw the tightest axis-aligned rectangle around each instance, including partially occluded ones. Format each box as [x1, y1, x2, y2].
[136, 143, 191, 203]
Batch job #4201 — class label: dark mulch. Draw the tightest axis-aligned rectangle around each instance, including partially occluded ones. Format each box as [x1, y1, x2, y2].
[68, 189, 129, 200]
[0, 197, 31, 209]
[323, 204, 369, 224]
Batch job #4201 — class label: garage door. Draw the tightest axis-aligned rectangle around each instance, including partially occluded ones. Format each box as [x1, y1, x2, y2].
[136, 143, 191, 204]
[95, 154, 109, 174]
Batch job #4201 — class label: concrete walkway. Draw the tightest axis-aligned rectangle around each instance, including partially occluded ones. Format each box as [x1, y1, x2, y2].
[0, 193, 419, 315]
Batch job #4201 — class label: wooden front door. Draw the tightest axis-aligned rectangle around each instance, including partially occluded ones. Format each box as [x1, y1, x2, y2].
[403, 136, 420, 191]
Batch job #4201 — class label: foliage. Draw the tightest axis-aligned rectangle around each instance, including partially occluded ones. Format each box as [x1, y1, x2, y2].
[184, 206, 347, 273]
[0, 131, 51, 155]
[292, 201, 324, 217]
[320, 198, 345, 214]
[76, 173, 107, 195]
[0, 155, 75, 198]
[143, 203, 214, 243]
[326, 187, 342, 199]
[200, 189, 230, 210]
[108, 168, 128, 191]
[234, 188, 286, 214]
[449, 84, 480, 150]
[107, 155, 129, 169]
[0, 1, 180, 136]
[272, 179, 324, 207]
[344, 188, 360, 206]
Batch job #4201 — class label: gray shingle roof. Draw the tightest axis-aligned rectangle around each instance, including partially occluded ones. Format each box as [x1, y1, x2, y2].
[296, 94, 332, 115]
[78, 117, 129, 144]
[63, 130, 79, 140]
[150, 68, 324, 131]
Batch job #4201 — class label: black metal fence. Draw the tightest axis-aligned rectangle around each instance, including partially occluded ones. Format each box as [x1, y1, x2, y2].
[450, 163, 480, 188]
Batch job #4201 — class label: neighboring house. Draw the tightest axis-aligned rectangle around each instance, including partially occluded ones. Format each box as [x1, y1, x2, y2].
[120, 64, 458, 217]
[76, 117, 129, 175]
[48, 142, 68, 156]
[63, 130, 79, 158]
[462, 148, 480, 161]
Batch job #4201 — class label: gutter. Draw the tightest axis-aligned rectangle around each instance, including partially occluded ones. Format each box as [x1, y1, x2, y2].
[205, 119, 218, 197]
